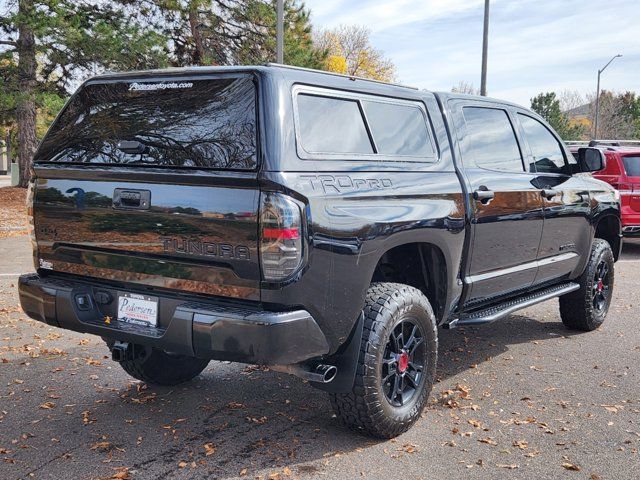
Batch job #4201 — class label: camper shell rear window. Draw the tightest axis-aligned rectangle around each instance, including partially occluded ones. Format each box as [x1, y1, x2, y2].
[35, 75, 257, 170]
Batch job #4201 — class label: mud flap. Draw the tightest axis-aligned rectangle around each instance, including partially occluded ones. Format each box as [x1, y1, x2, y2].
[310, 313, 363, 394]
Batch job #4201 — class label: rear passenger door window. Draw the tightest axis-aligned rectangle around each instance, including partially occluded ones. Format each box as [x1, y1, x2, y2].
[294, 87, 436, 161]
[517, 114, 567, 174]
[462, 107, 524, 172]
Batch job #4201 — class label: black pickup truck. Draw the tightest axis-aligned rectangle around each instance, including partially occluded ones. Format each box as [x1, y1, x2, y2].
[19, 64, 621, 438]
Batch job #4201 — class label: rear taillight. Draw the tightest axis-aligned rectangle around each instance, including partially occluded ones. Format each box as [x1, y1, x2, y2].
[26, 180, 38, 270]
[259, 192, 303, 281]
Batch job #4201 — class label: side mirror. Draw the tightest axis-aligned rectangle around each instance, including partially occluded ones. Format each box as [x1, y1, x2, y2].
[578, 147, 606, 172]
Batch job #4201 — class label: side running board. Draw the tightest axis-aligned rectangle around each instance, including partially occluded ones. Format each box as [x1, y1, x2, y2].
[444, 282, 580, 329]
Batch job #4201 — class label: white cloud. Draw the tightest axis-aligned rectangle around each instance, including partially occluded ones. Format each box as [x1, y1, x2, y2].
[310, 0, 487, 31]
[307, 0, 640, 106]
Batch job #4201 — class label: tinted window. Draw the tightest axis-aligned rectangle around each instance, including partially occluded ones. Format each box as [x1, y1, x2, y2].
[622, 156, 640, 176]
[297, 94, 373, 154]
[463, 107, 523, 172]
[36, 76, 257, 169]
[518, 114, 566, 174]
[362, 101, 433, 156]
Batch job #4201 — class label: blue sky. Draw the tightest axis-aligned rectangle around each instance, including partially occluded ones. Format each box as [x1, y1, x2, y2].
[306, 0, 640, 107]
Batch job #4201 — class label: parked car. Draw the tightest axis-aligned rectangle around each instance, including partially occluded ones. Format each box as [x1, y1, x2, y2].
[569, 141, 640, 236]
[19, 65, 621, 438]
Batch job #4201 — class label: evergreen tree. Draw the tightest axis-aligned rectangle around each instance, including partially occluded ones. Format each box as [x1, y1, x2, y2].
[145, 0, 325, 68]
[530, 92, 585, 141]
[0, 0, 169, 186]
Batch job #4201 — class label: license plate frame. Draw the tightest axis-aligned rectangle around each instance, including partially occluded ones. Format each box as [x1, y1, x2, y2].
[117, 292, 158, 327]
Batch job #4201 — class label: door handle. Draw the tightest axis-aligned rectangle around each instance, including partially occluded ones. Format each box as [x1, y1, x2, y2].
[113, 188, 151, 210]
[541, 189, 559, 200]
[473, 189, 495, 203]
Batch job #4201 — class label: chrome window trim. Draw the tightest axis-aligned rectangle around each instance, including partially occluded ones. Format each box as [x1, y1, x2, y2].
[466, 252, 578, 284]
[291, 84, 439, 163]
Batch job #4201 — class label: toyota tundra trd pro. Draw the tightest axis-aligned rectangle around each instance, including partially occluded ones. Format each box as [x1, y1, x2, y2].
[19, 65, 621, 438]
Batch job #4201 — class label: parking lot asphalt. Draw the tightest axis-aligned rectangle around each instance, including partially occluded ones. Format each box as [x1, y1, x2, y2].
[1, 235, 638, 480]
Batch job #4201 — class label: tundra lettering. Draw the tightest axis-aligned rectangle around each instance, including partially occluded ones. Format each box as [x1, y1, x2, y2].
[161, 237, 251, 260]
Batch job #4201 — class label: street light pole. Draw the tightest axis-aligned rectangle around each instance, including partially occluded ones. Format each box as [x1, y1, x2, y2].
[276, 0, 284, 64]
[594, 54, 622, 139]
[480, 0, 490, 96]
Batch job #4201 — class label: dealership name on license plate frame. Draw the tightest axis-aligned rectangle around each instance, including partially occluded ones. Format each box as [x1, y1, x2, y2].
[117, 293, 158, 327]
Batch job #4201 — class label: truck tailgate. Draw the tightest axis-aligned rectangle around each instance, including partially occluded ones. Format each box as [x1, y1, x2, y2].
[32, 174, 260, 300]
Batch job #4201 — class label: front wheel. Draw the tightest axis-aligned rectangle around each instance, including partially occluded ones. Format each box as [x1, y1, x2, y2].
[559, 238, 615, 331]
[330, 282, 438, 438]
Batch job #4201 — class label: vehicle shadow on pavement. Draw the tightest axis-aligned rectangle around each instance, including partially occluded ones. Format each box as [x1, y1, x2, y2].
[436, 312, 579, 381]
[0, 313, 578, 479]
[620, 238, 640, 257]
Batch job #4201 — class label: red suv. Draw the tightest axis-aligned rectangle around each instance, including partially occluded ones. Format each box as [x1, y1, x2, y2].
[570, 141, 640, 236]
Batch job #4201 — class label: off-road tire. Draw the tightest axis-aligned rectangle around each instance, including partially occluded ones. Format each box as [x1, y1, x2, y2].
[559, 238, 614, 331]
[329, 282, 438, 438]
[106, 341, 210, 386]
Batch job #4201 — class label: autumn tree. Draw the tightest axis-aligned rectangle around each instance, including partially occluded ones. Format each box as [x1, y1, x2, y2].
[558, 90, 586, 113]
[530, 92, 585, 141]
[315, 25, 395, 82]
[587, 90, 640, 139]
[0, 0, 169, 186]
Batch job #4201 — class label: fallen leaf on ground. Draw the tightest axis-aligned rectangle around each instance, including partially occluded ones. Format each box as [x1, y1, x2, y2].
[246, 416, 268, 424]
[402, 443, 418, 453]
[456, 384, 471, 398]
[112, 468, 130, 480]
[601, 405, 619, 413]
[479, 437, 498, 446]
[513, 440, 528, 450]
[468, 419, 484, 429]
[90, 441, 112, 452]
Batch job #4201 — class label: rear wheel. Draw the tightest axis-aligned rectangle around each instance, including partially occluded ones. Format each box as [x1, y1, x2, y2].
[559, 238, 615, 331]
[106, 341, 210, 386]
[330, 283, 437, 438]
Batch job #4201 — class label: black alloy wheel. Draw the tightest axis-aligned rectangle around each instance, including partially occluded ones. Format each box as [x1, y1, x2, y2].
[560, 238, 615, 331]
[592, 259, 611, 312]
[330, 282, 438, 438]
[382, 319, 426, 407]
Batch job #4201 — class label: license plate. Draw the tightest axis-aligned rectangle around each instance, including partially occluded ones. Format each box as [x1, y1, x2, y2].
[117, 293, 158, 327]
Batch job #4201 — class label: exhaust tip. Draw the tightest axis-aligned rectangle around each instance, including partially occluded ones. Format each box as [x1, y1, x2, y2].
[316, 364, 338, 383]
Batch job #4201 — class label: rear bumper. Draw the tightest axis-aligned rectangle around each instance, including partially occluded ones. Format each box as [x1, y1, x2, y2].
[18, 274, 329, 365]
[622, 225, 640, 236]
[621, 207, 640, 236]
